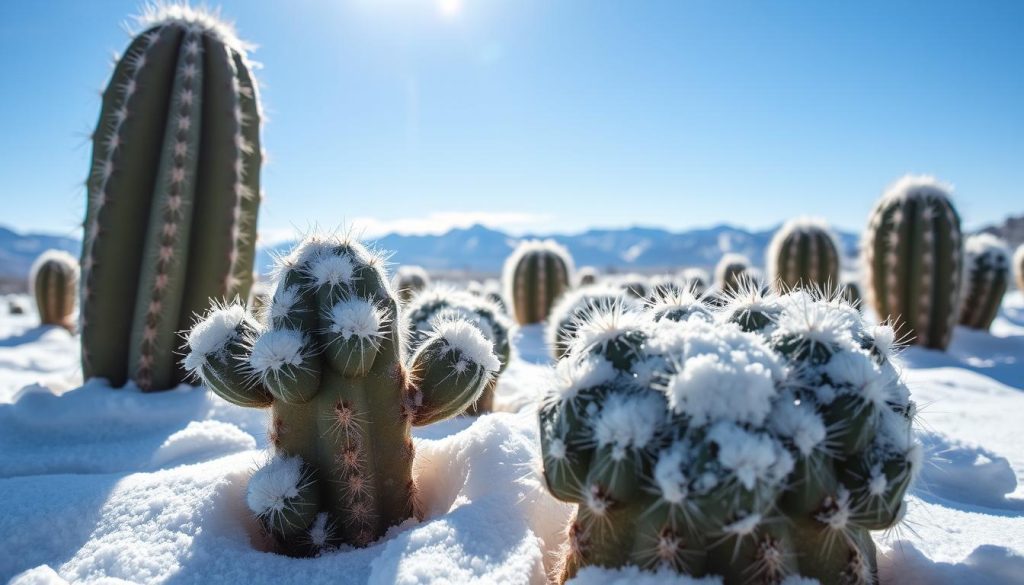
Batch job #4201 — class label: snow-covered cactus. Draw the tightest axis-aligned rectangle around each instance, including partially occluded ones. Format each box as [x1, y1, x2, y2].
[405, 286, 512, 413]
[546, 285, 639, 361]
[80, 6, 263, 391]
[8, 299, 27, 316]
[392, 265, 430, 302]
[578, 267, 599, 287]
[503, 239, 575, 325]
[714, 253, 753, 296]
[680, 268, 710, 297]
[767, 218, 841, 294]
[539, 290, 918, 584]
[468, 278, 507, 312]
[183, 234, 498, 555]
[863, 176, 963, 350]
[30, 250, 79, 330]
[616, 274, 651, 300]
[959, 234, 1009, 331]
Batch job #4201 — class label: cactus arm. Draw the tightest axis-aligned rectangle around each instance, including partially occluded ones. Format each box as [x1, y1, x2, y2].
[408, 336, 491, 426]
[230, 49, 262, 305]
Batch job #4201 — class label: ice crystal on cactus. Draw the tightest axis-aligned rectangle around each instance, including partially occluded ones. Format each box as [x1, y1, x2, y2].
[539, 288, 918, 584]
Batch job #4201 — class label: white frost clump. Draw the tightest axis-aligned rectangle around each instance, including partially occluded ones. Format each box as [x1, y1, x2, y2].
[247, 455, 305, 517]
[592, 392, 665, 458]
[707, 422, 792, 490]
[309, 252, 355, 288]
[654, 444, 689, 504]
[329, 298, 384, 341]
[183, 304, 246, 372]
[269, 284, 301, 324]
[549, 355, 618, 404]
[249, 329, 306, 374]
[769, 397, 826, 456]
[432, 319, 501, 373]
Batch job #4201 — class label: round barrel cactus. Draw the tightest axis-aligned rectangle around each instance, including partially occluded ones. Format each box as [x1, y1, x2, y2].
[546, 285, 639, 361]
[767, 218, 841, 294]
[30, 250, 78, 330]
[959, 234, 1010, 331]
[577, 267, 599, 287]
[679, 268, 710, 297]
[503, 239, 575, 325]
[863, 175, 963, 350]
[81, 6, 263, 391]
[539, 289, 918, 584]
[1015, 244, 1024, 293]
[392, 265, 431, 302]
[714, 253, 754, 296]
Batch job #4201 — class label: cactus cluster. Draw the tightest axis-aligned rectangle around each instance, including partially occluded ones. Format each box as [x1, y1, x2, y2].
[862, 176, 963, 350]
[767, 218, 841, 294]
[503, 239, 575, 325]
[392, 265, 431, 302]
[405, 286, 513, 413]
[959, 234, 1010, 331]
[183, 234, 498, 555]
[29, 250, 79, 330]
[81, 6, 262, 391]
[539, 288, 918, 584]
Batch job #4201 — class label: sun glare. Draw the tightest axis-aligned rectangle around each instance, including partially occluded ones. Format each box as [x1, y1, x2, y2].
[438, 0, 461, 18]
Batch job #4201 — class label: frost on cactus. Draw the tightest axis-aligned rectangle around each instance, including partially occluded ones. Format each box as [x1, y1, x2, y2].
[392, 265, 431, 302]
[539, 288, 918, 584]
[767, 218, 841, 295]
[578, 267, 599, 287]
[80, 5, 263, 391]
[503, 239, 575, 325]
[183, 234, 498, 556]
[404, 286, 512, 413]
[29, 250, 78, 330]
[958, 234, 1010, 331]
[546, 285, 641, 361]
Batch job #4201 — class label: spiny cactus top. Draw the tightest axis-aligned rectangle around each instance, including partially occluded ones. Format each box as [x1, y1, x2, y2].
[959, 234, 1010, 331]
[614, 274, 651, 300]
[679, 268, 710, 296]
[714, 253, 753, 296]
[577, 267, 599, 287]
[30, 250, 79, 330]
[767, 217, 841, 294]
[539, 289, 919, 584]
[503, 239, 575, 325]
[392, 265, 431, 302]
[183, 234, 499, 556]
[862, 175, 962, 350]
[404, 286, 513, 413]
[546, 285, 641, 361]
[81, 5, 262, 391]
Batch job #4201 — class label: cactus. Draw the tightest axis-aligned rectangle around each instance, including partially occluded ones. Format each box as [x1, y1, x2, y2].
[838, 280, 862, 312]
[392, 265, 431, 302]
[863, 176, 963, 350]
[29, 250, 79, 330]
[183, 234, 498, 555]
[578, 267, 599, 287]
[405, 286, 512, 413]
[714, 253, 754, 296]
[767, 218, 841, 294]
[679, 268, 710, 297]
[539, 289, 918, 584]
[1015, 245, 1024, 293]
[503, 239, 575, 325]
[80, 6, 263, 391]
[8, 299, 27, 316]
[546, 285, 639, 361]
[467, 278, 507, 312]
[615, 274, 651, 300]
[959, 234, 1010, 331]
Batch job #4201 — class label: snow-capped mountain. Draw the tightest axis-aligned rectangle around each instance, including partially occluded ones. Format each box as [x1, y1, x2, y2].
[0, 226, 79, 285]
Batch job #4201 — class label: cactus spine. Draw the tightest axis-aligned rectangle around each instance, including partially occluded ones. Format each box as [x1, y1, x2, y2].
[184, 235, 498, 555]
[959, 234, 1009, 331]
[80, 6, 262, 391]
[839, 280, 863, 311]
[503, 239, 575, 325]
[767, 218, 841, 294]
[30, 250, 78, 330]
[392, 265, 431, 302]
[714, 253, 753, 296]
[540, 291, 918, 584]
[863, 176, 963, 350]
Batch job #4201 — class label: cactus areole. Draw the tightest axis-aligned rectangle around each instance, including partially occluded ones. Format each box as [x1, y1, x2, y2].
[80, 6, 263, 391]
[184, 235, 499, 556]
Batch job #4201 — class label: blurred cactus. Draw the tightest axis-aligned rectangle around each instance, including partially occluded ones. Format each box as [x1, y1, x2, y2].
[714, 253, 753, 296]
[959, 234, 1009, 331]
[615, 274, 651, 300]
[503, 240, 574, 325]
[184, 234, 498, 555]
[392, 265, 431, 302]
[405, 286, 513, 413]
[30, 250, 78, 329]
[679, 268, 710, 297]
[863, 176, 963, 350]
[540, 290, 918, 584]
[546, 285, 638, 361]
[80, 6, 263, 391]
[767, 218, 840, 294]
[8, 299, 27, 316]
[577, 267, 599, 287]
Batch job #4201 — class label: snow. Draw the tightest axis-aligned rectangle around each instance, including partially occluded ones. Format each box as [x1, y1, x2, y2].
[2, 292, 1024, 583]
[248, 328, 307, 376]
[430, 318, 502, 373]
[183, 303, 247, 372]
[329, 298, 385, 341]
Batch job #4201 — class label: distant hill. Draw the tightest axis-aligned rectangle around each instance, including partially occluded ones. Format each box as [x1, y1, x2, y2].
[0, 226, 79, 281]
[979, 214, 1024, 250]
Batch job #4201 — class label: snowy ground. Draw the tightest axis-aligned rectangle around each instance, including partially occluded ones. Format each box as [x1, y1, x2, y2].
[1, 293, 1023, 584]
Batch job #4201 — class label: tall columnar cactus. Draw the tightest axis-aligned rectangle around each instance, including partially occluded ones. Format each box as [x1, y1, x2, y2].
[714, 253, 753, 296]
[81, 6, 263, 391]
[30, 250, 79, 330]
[540, 290, 919, 584]
[577, 267, 599, 287]
[767, 218, 841, 294]
[863, 176, 963, 350]
[392, 265, 431, 302]
[959, 234, 1010, 331]
[503, 239, 575, 325]
[405, 286, 512, 413]
[546, 285, 639, 361]
[183, 235, 498, 555]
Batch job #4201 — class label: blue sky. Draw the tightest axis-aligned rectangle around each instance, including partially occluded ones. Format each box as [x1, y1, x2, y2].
[1, 0, 1021, 242]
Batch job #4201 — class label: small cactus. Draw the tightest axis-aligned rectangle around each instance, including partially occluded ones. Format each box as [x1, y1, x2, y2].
[183, 234, 498, 555]
[679, 268, 710, 297]
[615, 274, 651, 300]
[863, 176, 963, 350]
[546, 285, 639, 361]
[714, 253, 754, 296]
[540, 290, 918, 584]
[503, 239, 575, 325]
[577, 267, 599, 287]
[839, 280, 863, 311]
[405, 286, 513, 413]
[80, 6, 263, 391]
[767, 218, 841, 294]
[8, 299, 27, 316]
[392, 265, 431, 302]
[959, 234, 1010, 331]
[30, 250, 78, 330]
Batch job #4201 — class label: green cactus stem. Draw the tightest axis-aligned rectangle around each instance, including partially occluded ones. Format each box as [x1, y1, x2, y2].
[959, 234, 1009, 331]
[30, 250, 78, 330]
[503, 239, 575, 325]
[767, 218, 841, 294]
